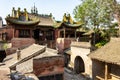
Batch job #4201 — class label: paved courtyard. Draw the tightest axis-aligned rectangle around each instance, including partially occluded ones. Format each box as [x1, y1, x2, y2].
[64, 68, 90, 80]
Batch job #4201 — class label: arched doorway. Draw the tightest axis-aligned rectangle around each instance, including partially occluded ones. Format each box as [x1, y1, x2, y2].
[74, 56, 85, 74]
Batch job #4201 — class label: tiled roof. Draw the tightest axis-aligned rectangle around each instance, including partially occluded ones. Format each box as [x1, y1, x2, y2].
[53, 13, 83, 28]
[34, 48, 59, 59]
[0, 44, 60, 74]
[0, 68, 10, 80]
[88, 38, 120, 66]
[54, 21, 83, 29]
[37, 15, 55, 26]
[0, 44, 45, 68]
[6, 17, 40, 26]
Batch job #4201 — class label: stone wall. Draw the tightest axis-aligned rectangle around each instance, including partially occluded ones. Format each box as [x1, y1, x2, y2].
[69, 44, 92, 78]
[33, 56, 64, 77]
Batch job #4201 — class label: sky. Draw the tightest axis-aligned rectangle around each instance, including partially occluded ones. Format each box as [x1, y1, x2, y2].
[0, 0, 81, 24]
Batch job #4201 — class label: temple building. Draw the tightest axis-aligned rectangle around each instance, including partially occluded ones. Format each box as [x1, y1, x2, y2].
[6, 7, 40, 40]
[3, 6, 56, 49]
[0, 6, 83, 51]
[0, 6, 65, 80]
[55, 13, 82, 39]
[55, 13, 83, 53]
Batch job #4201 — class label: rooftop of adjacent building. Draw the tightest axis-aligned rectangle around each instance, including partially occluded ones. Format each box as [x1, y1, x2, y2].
[5, 6, 83, 28]
[0, 43, 62, 79]
[0, 44, 45, 68]
[88, 37, 120, 66]
[0, 67, 10, 80]
[0, 43, 60, 68]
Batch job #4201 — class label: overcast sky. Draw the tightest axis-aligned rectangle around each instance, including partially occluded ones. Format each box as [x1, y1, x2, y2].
[0, 0, 81, 24]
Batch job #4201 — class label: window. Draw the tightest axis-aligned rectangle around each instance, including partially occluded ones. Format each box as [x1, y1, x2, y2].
[19, 29, 30, 38]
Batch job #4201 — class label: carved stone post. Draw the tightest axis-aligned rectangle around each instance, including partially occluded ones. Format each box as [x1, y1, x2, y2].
[17, 48, 21, 60]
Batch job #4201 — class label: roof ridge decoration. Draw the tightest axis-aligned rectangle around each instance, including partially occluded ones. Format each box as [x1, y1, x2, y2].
[6, 7, 40, 25]
[31, 3, 38, 15]
[62, 13, 73, 24]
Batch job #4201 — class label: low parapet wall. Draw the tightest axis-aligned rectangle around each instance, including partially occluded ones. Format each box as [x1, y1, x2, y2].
[33, 56, 64, 77]
[11, 38, 35, 48]
[56, 38, 76, 53]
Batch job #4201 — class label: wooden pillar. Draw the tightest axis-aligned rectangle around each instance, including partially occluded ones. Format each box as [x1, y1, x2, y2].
[105, 63, 108, 80]
[75, 30, 77, 38]
[64, 28, 66, 38]
[13, 28, 15, 38]
[52, 31, 53, 40]
[58, 30, 60, 38]
[30, 29, 32, 38]
[15, 29, 19, 38]
[44, 31, 46, 40]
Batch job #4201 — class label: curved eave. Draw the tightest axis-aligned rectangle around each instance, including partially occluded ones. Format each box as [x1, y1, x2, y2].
[5, 18, 40, 26]
[55, 22, 83, 29]
[53, 22, 62, 28]
[63, 23, 82, 28]
[36, 25, 54, 29]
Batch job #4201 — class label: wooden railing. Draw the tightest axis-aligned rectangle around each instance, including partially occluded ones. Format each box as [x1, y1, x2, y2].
[96, 73, 120, 80]
[96, 76, 104, 80]
[110, 73, 120, 80]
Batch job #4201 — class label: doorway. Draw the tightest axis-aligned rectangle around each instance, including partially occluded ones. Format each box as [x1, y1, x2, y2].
[74, 56, 85, 74]
[33, 29, 40, 41]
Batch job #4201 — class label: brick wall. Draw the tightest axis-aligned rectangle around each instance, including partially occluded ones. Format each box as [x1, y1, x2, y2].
[6, 27, 14, 41]
[56, 38, 76, 53]
[6, 48, 17, 55]
[33, 56, 64, 77]
[11, 38, 35, 48]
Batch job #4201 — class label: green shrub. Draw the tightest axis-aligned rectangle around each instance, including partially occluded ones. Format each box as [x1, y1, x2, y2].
[95, 40, 108, 48]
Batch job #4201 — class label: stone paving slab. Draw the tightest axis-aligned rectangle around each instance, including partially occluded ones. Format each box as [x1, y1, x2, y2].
[64, 68, 90, 80]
